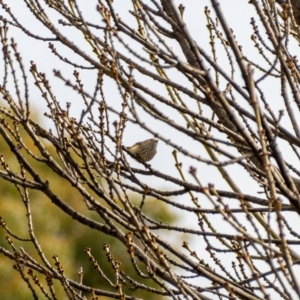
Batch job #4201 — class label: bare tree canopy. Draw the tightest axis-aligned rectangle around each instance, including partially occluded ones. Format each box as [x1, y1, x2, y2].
[1, 0, 300, 299]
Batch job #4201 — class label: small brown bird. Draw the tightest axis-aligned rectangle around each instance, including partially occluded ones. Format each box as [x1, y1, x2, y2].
[127, 138, 158, 162]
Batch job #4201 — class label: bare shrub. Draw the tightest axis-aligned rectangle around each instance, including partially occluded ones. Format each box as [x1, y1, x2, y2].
[0, 1, 300, 299]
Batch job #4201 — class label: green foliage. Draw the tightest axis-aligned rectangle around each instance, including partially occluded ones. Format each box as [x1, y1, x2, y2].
[0, 113, 178, 299]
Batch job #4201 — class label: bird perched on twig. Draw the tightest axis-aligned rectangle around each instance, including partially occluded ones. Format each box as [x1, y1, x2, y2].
[127, 138, 158, 162]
